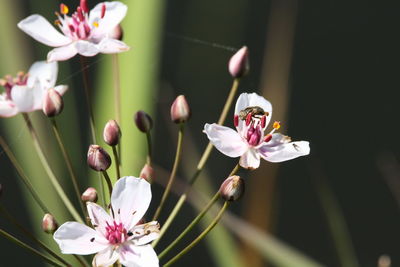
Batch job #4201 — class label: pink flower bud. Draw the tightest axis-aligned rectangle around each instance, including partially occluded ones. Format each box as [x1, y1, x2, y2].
[42, 88, 63, 117]
[87, 145, 111, 171]
[103, 120, 121, 146]
[108, 24, 124, 41]
[42, 213, 58, 234]
[139, 164, 154, 182]
[228, 46, 249, 78]
[170, 95, 191, 123]
[219, 175, 245, 201]
[81, 187, 98, 203]
[134, 110, 153, 133]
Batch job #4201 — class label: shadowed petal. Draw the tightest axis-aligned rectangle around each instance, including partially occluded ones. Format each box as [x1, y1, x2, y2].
[92, 247, 119, 267]
[0, 98, 18, 117]
[11, 82, 43, 112]
[54, 85, 68, 95]
[130, 221, 160, 246]
[87, 202, 113, 238]
[120, 244, 159, 267]
[97, 38, 130, 54]
[76, 40, 100, 57]
[259, 140, 310, 162]
[239, 149, 260, 169]
[47, 43, 78, 62]
[90, 2, 128, 38]
[27, 61, 58, 89]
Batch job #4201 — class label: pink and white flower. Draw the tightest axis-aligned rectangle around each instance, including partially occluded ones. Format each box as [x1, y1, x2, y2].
[53, 176, 160, 267]
[204, 92, 310, 169]
[18, 1, 129, 62]
[0, 61, 67, 118]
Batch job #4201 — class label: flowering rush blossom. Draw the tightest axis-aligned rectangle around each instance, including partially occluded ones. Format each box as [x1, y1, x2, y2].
[54, 176, 160, 267]
[18, 0, 129, 62]
[0, 61, 67, 118]
[204, 92, 310, 169]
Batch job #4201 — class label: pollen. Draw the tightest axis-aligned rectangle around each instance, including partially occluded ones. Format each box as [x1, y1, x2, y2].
[60, 3, 69, 15]
[93, 21, 99, 28]
[54, 20, 61, 26]
[273, 121, 281, 130]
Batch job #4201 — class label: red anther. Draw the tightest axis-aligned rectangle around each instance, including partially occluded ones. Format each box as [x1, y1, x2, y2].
[264, 134, 272, 143]
[80, 0, 89, 13]
[261, 115, 266, 128]
[101, 3, 106, 19]
[234, 115, 239, 127]
[245, 113, 252, 126]
[60, 3, 69, 15]
[77, 7, 84, 21]
[84, 23, 91, 36]
[68, 24, 75, 32]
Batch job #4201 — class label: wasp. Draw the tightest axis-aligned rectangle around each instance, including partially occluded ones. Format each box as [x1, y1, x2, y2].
[238, 106, 269, 120]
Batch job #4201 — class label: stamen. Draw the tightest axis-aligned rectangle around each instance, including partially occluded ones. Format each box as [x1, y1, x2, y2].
[245, 113, 252, 126]
[77, 7, 84, 21]
[260, 115, 267, 128]
[273, 121, 281, 130]
[101, 3, 106, 19]
[93, 21, 99, 28]
[54, 19, 61, 26]
[60, 3, 69, 15]
[234, 115, 239, 127]
[264, 134, 272, 143]
[80, 0, 89, 13]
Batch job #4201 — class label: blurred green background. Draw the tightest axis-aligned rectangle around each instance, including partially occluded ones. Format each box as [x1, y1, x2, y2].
[1, 0, 400, 266]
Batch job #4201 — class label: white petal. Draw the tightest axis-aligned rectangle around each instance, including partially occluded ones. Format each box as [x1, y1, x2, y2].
[203, 123, 247, 157]
[97, 38, 130, 54]
[234, 92, 272, 116]
[111, 177, 152, 230]
[87, 202, 113, 238]
[11, 83, 43, 112]
[120, 244, 159, 267]
[47, 43, 78, 62]
[239, 149, 260, 169]
[0, 98, 18, 117]
[130, 222, 160, 246]
[53, 222, 108, 255]
[258, 140, 310, 163]
[92, 247, 120, 267]
[27, 61, 58, 89]
[89, 2, 128, 38]
[76, 40, 100, 57]
[18, 15, 71, 47]
[54, 85, 68, 95]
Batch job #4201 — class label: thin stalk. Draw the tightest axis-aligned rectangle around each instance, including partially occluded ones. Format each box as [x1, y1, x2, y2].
[163, 201, 230, 267]
[112, 146, 121, 179]
[146, 132, 152, 165]
[154, 164, 240, 247]
[152, 123, 185, 221]
[102, 171, 113, 197]
[112, 54, 121, 125]
[0, 228, 64, 267]
[158, 191, 221, 258]
[153, 78, 240, 240]
[22, 113, 83, 224]
[50, 118, 86, 218]
[0, 205, 72, 267]
[0, 136, 49, 214]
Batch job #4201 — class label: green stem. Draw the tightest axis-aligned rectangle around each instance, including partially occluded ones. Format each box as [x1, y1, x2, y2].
[152, 123, 185, 221]
[112, 54, 121, 125]
[0, 205, 72, 267]
[0, 136, 49, 214]
[163, 201, 230, 267]
[50, 119, 86, 219]
[112, 146, 121, 179]
[158, 191, 221, 259]
[102, 171, 113, 198]
[0, 228, 64, 267]
[146, 132, 152, 166]
[22, 113, 83, 224]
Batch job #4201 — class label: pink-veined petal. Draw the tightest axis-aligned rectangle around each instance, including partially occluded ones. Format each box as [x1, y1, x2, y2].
[53, 222, 108, 255]
[87, 202, 113, 238]
[97, 38, 130, 54]
[258, 140, 310, 163]
[89, 2, 128, 39]
[47, 43, 78, 62]
[18, 15, 71, 47]
[0, 98, 18, 118]
[119, 244, 159, 267]
[27, 61, 58, 89]
[11, 82, 43, 112]
[239, 149, 261, 169]
[130, 221, 160, 246]
[76, 40, 100, 57]
[54, 85, 68, 95]
[203, 123, 247, 158]
[111, 177, 152, 230]
[92, 246, 120, 267]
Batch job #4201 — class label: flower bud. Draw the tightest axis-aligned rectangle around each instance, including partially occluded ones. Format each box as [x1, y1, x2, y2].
[87, 145, 111, 171]
[170, 95, 191, 123]
[108, 24, 124, 40]
[42, 88, 63, 117]
[219, 175, 245, 201]
[139, 164, 154, 182]
[81, 187, 98, 203]
[103, 120, 121, 146]
[134, 110, 153, 133]
[42, 213, 58, 234]
[228, 46, 249, 78]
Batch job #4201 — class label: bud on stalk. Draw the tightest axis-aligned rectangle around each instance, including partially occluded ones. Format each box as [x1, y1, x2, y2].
[42, 213, 58, 234]
[228, 46, 249, 78]
[170, 95, 191, 123]
[134, 111, 153, 133]
[81, 187, 98, 203]
[87, 145, 111, 171]
[103, 120, 121, 146]
[43, 88, 63, 117]
[139, 164, 154, 182]
[219, 175, 245, 201]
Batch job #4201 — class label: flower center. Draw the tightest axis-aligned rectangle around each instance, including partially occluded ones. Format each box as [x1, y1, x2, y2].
[0, 72, 29, 100]
[105, 221, 128, 245]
